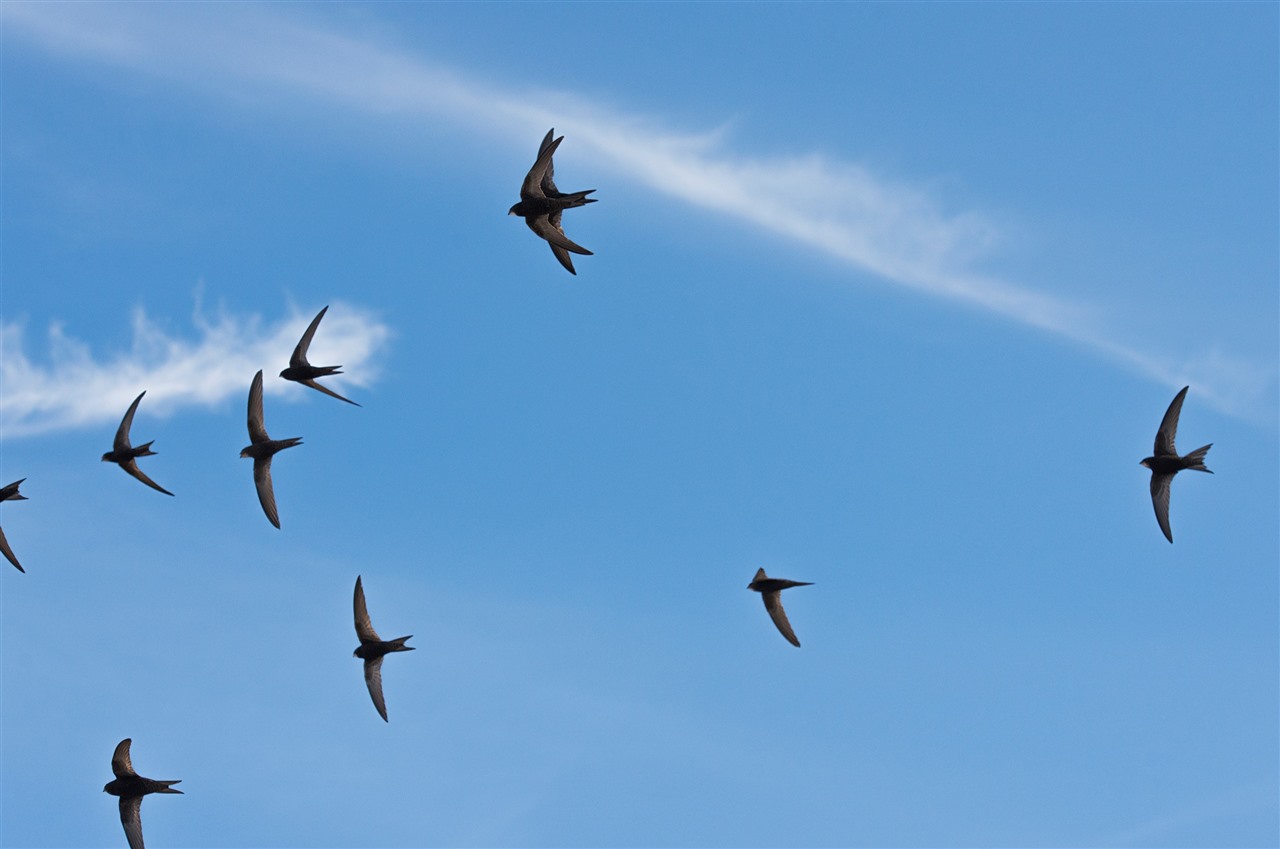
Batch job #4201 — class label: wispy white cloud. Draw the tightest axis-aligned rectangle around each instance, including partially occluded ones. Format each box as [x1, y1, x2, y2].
[0, 297, 390, 438]
[3, 2, 1274, 421]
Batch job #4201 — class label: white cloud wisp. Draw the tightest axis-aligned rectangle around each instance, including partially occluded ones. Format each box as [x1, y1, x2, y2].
[3, 2, 1274, 421]
[0, 300, 390, 438]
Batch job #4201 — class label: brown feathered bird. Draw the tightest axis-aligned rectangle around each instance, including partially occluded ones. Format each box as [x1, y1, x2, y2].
[279, 305, 360, 406]
[1140, 385, 1213, 543]
[102, 391, 174, 496]
[747, 568, 813, 647]
[102, 738, 182, 849]
[239, 370, 303, 528]
[353, 575, 415, 722]
[508, 128, 597, 274]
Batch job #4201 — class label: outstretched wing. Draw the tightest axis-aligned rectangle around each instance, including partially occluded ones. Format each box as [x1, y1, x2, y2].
[247, 370, 270, 444]
[120, 460, 175, 497]
[364, 656, 389, 722]
[526, 214, 592, 256]
[290, 306, 329, 369]
[111, 738, 137, 778]
[1150, 472, 1175, 543]
[520, 135, 562, 201]
[119, 796, 145, 849]
[252, 458, 281, 528]
[300, 378, 359, 407]
[353, 576, 382, 642]
[538, 128, 561, 197]
[114, 392, 146, 452]
[1154, 386, 1188, 456]
[762, 592, 802, 647]
[0, 525, 23, 572]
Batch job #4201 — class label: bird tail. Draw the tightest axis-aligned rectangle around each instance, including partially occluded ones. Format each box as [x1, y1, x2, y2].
[135, 440, 158, 456]
[156, 780, 183, 794]
[389, 635, 415, 652]
[1183, 443, 1213, 472]
[561, 190, 597, 208]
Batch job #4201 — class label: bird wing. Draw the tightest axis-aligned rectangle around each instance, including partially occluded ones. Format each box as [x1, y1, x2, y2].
[364, 656, 389, 721]
[111, 738, 137, 778]
[1150, 472, 1175, 543]
[120, 460, 175, 497]
[114, 392, 146, 452]
[526, 214, 592, 255]
[290, 306, 329, 368]
[300, 378, 360, 407]
[252, 457, 281, 528]
[1155, 386, 1188, 456]
[520, 134, 563, 200]
[353, 576, 382, 642]
[118, 795, 145, 849]
[247, 370, 270, 444]
[0, 525, 23, 573]
[547, 242, 577, 275]
[762, 591, 801, 647]
[538, 128, 562, 197]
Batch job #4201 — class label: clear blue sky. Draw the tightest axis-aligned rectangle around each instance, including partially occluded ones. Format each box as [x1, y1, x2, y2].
[2, 3, 1277, 847]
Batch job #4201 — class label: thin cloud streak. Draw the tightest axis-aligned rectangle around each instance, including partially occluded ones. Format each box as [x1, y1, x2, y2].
[4, 2, 1273, 420]
[0, 299, 390, 438]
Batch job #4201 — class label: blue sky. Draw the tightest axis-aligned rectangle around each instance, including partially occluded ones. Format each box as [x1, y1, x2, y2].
[1, 2, 1276, 847]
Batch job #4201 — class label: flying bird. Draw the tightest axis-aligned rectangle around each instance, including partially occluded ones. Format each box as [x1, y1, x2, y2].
[1140, 385, 1213, 543]
[508, 128, 597, 274]
[239, 370, 303, 528]
[279, 306, 360, 406]
[102, 737, 182, 849]
[353, 575, 415, 722]
[747, 568, 813, 647]
[102, 391, 174, 496]
[0, 478, 27, 573]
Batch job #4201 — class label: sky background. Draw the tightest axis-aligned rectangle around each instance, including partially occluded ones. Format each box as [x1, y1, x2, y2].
[1, 3, 1277, 848]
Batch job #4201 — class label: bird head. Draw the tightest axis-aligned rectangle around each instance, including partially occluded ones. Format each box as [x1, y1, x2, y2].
[239, 447, 253, 459]
[1139, 458, 1153, 469]
[100, 452, 113, 463]
[507, 204, 520, 216]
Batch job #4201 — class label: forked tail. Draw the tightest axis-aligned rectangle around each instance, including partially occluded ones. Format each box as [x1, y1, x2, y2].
[1183, 443, 1213, 473]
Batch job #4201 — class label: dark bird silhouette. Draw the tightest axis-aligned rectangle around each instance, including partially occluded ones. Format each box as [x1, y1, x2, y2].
[353, 575, 414, 722]
[102, 391, 174, 496]
[508, 128, 597, 274]
[0, 478, 27, 573]
[279, 306, 360, 406]
[747, 568, 813, 647]
[1141, 385, 1213, 543]
[239, 370, 302, 528]
[102, 738, 182, 849]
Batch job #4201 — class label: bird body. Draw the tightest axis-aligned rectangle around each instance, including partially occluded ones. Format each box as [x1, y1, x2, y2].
[747, 568, 813, 647]
[353, 575, 414, 722]
[103, 738, 182, 849]
[509, 129, 597, 274]
[1140, 385, 1213, 543]
[280, 306, 360, 406]
[0, 478, 28, 572]
[102, 391, 174, 496]
[239, 370, 302, 528]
